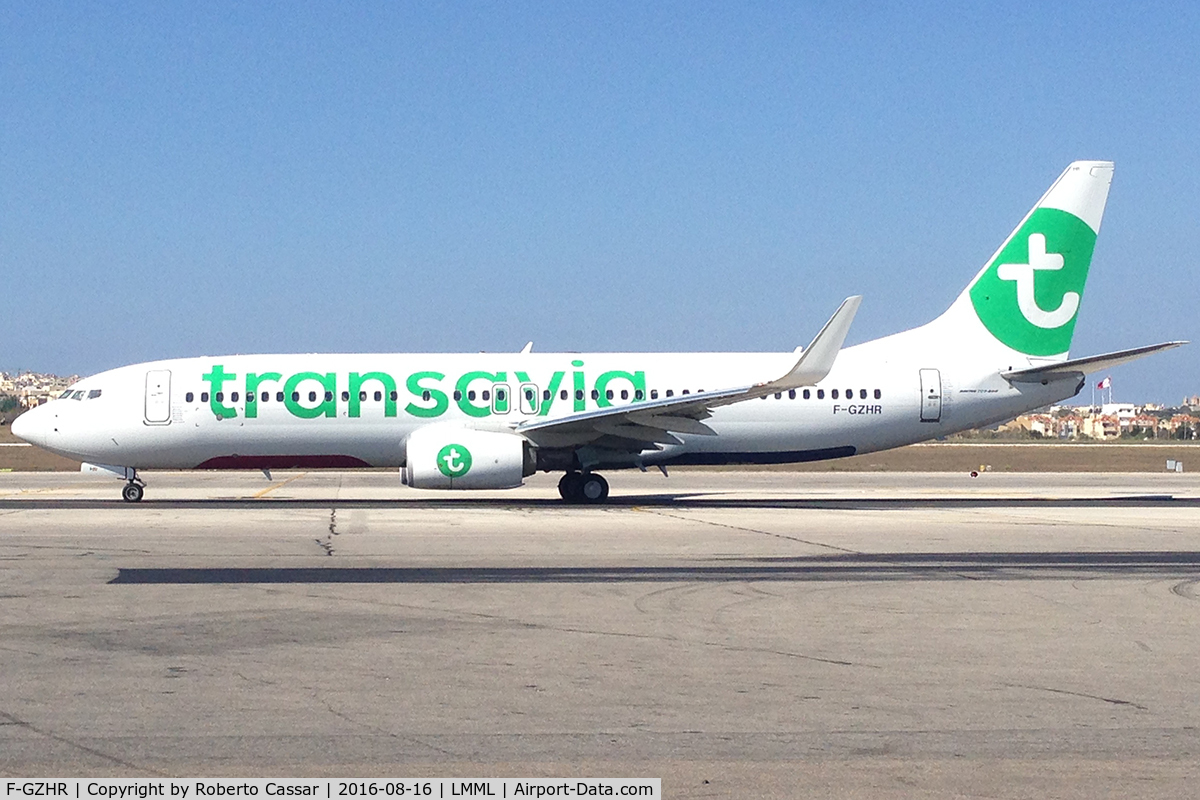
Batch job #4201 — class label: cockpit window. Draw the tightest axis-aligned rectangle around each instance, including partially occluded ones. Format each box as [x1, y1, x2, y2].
[71, 391, 84, 400]
[59, 390, 73, 400]
[88, 389, 102, 399]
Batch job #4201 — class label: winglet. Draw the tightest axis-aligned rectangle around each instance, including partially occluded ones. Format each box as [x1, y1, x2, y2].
[764, 295, 862, 389]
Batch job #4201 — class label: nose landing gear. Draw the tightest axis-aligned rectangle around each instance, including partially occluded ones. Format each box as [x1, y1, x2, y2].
[121, 473, 145, 503]
[558, 471, 609, 503]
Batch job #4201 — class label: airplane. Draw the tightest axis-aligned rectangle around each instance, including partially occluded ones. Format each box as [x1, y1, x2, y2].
[11, 161, 1185, 503]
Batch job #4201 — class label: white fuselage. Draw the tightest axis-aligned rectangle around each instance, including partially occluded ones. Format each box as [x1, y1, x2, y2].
[19, 318, 1080, 473]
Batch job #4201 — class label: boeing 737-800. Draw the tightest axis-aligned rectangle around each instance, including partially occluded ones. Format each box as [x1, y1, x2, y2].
[12, 161, 1185, 502]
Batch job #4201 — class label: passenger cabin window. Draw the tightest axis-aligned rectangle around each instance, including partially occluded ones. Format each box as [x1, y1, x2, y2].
[292, 392, 300, 401]
[453, 391, 462, 401]
[666, 390, 674, 397]
[542, 389, 551, 401]
[247, 393, 255, 403]
[261, 391, 269, 402]
[324, 391, 333, 402]
[682, 389, 690, 395]
[186, 392, 194, 403]
[860, 389, 868, 399]
[635, 389, 643, 400]
[803, 389, 810, 399]
[774, 392, 782, 400]
[390, 391, 398, 401]
[575, 390, 584, 401]
[468, 390, 476, 401]
[621, 389, 629, 400]
[561, 390, 569, 400]
[590, 389, 599, 400]
[276, 392, 284, 402]
[817, 389, 824, 399]
[650, 389, 659, 400]
[422, 390, 431, 401]
[342, 391, 350, 402]
[201, 392, 210, 402]
[374, 391, 382, 401]
[231, 392, 239, 402]
[605, 390, 614, 400]
[215, 392, 224, 402]
[788, 389, 796, 399]
[831, 389, 838, 399]
[482, 390, 491, 401]
[874, 389, 882, 399]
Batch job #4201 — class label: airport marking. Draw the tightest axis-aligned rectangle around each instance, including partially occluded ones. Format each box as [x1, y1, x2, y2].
[253, 472, 308, 499]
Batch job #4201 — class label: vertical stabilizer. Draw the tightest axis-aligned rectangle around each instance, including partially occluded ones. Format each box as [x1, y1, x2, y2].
[936, 161, 1114, 361]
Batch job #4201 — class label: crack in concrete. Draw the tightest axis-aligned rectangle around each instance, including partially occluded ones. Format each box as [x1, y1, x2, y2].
[269, 584, 875, 669]
[639, 508, 861, 554]
[0, 710, 165, 773]
[315, 507, 339, 556]
[317, 696, 460, 757]
[1004, 683, 1149, 711]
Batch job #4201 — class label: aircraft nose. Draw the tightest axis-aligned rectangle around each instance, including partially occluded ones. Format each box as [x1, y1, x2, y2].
[10, 406, 45, 446]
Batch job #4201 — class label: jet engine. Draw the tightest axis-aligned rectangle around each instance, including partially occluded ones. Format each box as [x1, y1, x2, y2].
[403, 425, 536, 490]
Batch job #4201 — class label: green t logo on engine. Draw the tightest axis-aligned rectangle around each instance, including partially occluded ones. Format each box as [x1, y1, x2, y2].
[436, 443, 472, 478]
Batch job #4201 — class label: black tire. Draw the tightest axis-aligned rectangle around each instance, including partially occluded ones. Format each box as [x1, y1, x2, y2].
[579, 473, 609, 503]
[122, 482, 144, 503]
[558, 472, 583, 502]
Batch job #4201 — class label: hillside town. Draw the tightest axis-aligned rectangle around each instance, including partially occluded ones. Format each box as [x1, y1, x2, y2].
[986, 400, 1200, 441]
[0, 370, 80, 420]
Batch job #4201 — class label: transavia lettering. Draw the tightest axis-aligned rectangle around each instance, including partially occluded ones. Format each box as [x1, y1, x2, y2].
[198, 363, 647, 421]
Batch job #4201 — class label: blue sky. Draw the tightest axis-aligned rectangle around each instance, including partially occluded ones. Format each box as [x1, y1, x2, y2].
[2, 2, 1197, 402]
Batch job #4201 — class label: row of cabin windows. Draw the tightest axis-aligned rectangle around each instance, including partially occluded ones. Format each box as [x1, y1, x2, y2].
[183, 385, 883, 405]
[762, 388, 882, 401]
[185, 390, 402, 404]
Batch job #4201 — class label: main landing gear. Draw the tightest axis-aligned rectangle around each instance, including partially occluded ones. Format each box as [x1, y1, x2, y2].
[121, 472, 145, 503]
[558, 471, 609, 504]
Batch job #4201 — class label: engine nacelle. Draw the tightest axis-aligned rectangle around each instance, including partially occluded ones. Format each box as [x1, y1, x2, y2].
[403, 425, 535, 490]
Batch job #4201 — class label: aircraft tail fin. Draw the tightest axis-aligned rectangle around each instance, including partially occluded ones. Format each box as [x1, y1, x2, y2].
[935, 161, 1115, 360]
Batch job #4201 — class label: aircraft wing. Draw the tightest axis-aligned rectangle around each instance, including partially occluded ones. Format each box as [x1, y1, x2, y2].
[514, 296, 861, 450]
[1002, 341, 1188, 383]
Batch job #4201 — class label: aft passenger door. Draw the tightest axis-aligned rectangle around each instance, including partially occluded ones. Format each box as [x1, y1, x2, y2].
[145, 369, 172, 425]
[919, 368, 942, 423]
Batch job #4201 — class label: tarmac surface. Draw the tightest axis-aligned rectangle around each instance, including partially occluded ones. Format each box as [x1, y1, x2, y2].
[2, 470, 1200, 798]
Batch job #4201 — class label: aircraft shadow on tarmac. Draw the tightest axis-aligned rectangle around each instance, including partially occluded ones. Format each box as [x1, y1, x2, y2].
[109, 554, 1200, 586]
[3, 493, 1197, 511]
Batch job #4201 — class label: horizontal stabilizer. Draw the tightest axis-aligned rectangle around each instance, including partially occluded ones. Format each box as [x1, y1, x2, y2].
[1002, 341, 1187, 382]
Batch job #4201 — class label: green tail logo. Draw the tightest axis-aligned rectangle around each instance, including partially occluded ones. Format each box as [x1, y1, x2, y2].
[969, 207, 1097, 356]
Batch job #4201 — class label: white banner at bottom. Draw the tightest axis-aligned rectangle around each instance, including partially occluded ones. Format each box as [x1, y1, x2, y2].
[2, 780, 661, 800]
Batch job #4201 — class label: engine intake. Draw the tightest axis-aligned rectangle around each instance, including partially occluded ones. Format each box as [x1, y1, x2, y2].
[404, 425, 535, 490]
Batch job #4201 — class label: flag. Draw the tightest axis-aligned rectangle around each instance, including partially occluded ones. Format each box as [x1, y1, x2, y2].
[1097, 376, 1112, 390]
